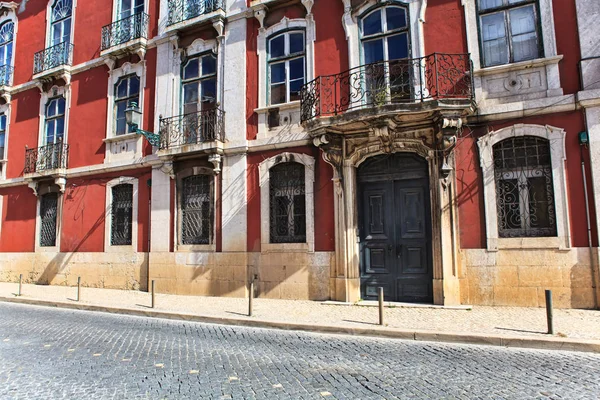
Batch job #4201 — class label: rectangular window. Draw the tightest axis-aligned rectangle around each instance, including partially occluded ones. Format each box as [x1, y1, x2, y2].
[269, 162, 306, 243]
[180, 174, 212, 245]
[40, 192, 58, 247]
[111, 184, 133, 246]
[114, 75, 140, 136]
[268, 31, 306, 105]
[0, 113, 6, 160]
[478, 0, 540, 67]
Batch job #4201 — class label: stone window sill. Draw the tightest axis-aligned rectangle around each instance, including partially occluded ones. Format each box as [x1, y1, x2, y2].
[176, 244, 216, 253]
[474, 55, 563, 77]
[103, 132, 141, 143]
[488, 236, 569, 251]
[254, 100, 301, 115]
[261, 242, 313, 253]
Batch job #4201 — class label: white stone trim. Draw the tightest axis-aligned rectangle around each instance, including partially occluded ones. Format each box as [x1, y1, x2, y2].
[462, 0, 562, 103]
[44, 0, 77, 48]
[104, 61, 146, 163]
[477, 124, 570, 251]
[37, 84, 71, 146]
[0, 100, 11, 180]
[259, 152, 315, 253]
[343, 0, 426, 70]
[104, 176, 139, 252]
[0, 5, 17, 88]
[34, 185, 63, 253]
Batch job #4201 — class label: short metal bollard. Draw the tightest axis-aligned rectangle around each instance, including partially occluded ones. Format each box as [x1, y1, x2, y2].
[151, 280, 155, 309]
[248, 280, 254, 317]
[17, 274, 22, 297]
[76, 276, 81, 302]
[378, 287, 384, 326]
[545, 289, 554, 334]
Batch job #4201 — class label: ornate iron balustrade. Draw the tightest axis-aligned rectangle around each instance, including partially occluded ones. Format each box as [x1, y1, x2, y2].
[300, 53, 473, 122]
[0, 65, 13, 86]
[159, 107, 225, 150]
[167, 0, 224, 26]
[33, 42, 73, 75]
[101, 12, 149, 51]
[24, 142, 69, 174]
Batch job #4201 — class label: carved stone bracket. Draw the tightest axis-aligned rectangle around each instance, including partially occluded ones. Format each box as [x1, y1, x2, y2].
[154, 160, 175, 179]
[209, 153, 222, 175]
[253, 5, 267, 31]
[313, 133, 344, 182]
[27, 181, 38, 197]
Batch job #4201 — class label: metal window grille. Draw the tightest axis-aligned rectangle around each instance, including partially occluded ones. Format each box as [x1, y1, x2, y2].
[181, 175, 212, 245]
[269, 162, 306, 243]
[493, 136, 556, 238]
[111, 184, 133, 246]
[40, 193, 58, 247]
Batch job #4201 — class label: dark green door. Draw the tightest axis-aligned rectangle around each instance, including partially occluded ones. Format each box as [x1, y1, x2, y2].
[358, 153, 433, 303]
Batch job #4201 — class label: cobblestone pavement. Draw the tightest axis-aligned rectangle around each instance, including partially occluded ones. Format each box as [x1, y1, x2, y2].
[1, 283, 599, 340]
[1, 303, 599, 400]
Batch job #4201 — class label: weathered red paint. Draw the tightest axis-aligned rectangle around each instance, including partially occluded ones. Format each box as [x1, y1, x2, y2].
[424, 0, 468, 55]
[313, 0, 348, 77]
[6, 89, 40, 179]
[246, 146, 335, 252]
[552, 0, 582, 94]
[0, 185, 36, 252]
[246, 18, 259, 141]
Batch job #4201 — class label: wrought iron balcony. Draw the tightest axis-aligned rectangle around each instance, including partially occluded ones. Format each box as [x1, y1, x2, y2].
[24, 142, 69, 174]
[300, 53, 473, 123]
[101, 12, 149, 51]
[167, 0, 225, 26]
[159, 107, 225, 151]
[33, 42, 74, 75]
[0, 65, 13, 86]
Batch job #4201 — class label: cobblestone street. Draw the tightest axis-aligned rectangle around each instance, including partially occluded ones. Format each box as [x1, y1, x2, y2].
[0, 303, 599, 399]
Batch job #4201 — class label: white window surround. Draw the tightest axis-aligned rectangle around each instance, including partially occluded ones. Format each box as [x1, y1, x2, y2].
[0, 5, 18, 88]
[259, 152, 315, 253]
[462, 0, 563, 103]
[111, 0, 148, 22]
[44, 0, 77, 48]
[0, 102, 10, 179]
[104, 176, 139, 252]
[37, 85, 71, 147]
[34, 185, 63, 253]
[342, 0, 427, 71]
[477, 124, 570, 251]
[104, 61, 145, 163]
[174, 166, 217, 252]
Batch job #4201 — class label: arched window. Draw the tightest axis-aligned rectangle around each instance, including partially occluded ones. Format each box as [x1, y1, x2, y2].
[493, 136, 556, 237]
[268, 31, 305, 105]
[111, 184, 133, 246]
[51, 0, 72, 47]
[119, 0, 144, 19]
[269, 162, 306, 243]
[181, 53, 217, 143]
[180, 174, 213, 245]
[360, 5, 411, 103]
[0, 21, 14, 85]
[114, 75, 140, 135]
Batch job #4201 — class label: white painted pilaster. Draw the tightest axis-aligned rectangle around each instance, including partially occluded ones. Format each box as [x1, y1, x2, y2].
[221, 153, 247, 252]
[150, 163, 172, 252]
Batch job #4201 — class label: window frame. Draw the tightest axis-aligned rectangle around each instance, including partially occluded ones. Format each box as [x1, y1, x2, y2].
[49, 0, 73, 47]
[359, 4, 411, 64]
[476, 0, 543, 68]
[269, 162, 307, 244]
[44, 96, 66, 145]
[114, 74, 141, 136]
[267, 30, 306, 106]
[478, 124, 570, 251]
[181, 51, 218, 115]
[35, 184, 63, 253]
[259, 152, 315, 253]
[105, 177, 139, 252]
[110, 183, 134, 246]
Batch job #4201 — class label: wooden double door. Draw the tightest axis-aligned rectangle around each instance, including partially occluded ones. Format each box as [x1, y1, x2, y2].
[358, 153, 433, 303]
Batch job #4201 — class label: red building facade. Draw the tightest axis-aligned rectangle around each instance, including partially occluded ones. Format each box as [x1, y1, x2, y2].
[0, 0, 598, 309]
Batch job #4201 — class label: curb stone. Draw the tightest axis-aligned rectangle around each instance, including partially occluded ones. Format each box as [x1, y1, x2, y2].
[1, 295, 598, 353]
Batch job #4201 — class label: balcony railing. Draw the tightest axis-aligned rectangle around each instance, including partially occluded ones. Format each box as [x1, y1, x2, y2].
[167, 0, 225, 26]
[0, 65, 13, 86]
[101, 12, 149, 51]
[159, 107, 225, 150]
[24, 142, 69, 174]
[300, 53, 473, 122]
[33, 42, 74, 75]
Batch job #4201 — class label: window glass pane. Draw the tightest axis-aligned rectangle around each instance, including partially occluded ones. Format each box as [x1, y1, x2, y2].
[52, 24, 62, 45]
[479, 0, 503, 10]
[181, 175, 211, 245]
[183, 58, 199, 80]
[510, 6, 535, 35]
[510, 6, 538, 62]
[363, 39, 384, 64]
[56, 117, 64, 136]
[0, 133, 5, 149]
[289, 79, 303, 102]
[269, 34, 285, 59]
[201, 79, 216, 105]
[481, 12, 508, 66]
[201, 55, 216, 76]
[512, 32, 537, 62]
[117, 79, 128, 98]
[528, 176, 552, 229]
[386, 7, 407, 31]
[47, 100, 56, 117]
[116, 117, 126, 135]
[270, 62, 286, 84]
[62, 19, 71, 43]
[46, 120, 55, 143]
[134, 0, 144, 14]
[269, 163, 306, 243]
[289, 58, 304, 81]
[129, 76, 140, 96]
[387, 33, 409, 60]
[270, 83, 286, 105]
[289, 32, 304, 54]
[0, 115, 5, 130]
[363, 10, 382, 36]
[57, 97, 65, 115]
[183, 83, 199, 107]
[121, 0, 132, 17]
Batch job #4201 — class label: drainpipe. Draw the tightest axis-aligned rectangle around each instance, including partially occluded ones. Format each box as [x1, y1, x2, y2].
[579, 132, 599, 309]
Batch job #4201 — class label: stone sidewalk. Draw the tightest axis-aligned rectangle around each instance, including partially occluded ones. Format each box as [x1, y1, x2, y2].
[1, 282, 599, 351]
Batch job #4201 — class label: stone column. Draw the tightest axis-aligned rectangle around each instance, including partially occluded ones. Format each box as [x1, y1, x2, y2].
[150, 163, 172, 252]
[343, 161, 361, 302]
[221, 153, 247, 252]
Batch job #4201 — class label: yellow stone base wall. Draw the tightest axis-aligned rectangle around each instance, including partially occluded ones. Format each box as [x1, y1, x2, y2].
[459, 247, 597, 308]
[0, 252, 149, 290]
